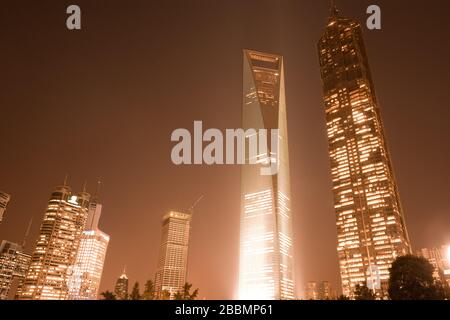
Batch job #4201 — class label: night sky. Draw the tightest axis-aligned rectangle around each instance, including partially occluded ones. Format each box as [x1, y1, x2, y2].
[1, 0, 449, 299]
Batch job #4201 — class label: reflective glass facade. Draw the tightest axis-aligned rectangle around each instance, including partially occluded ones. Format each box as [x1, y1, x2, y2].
[239, 50, 294, 300]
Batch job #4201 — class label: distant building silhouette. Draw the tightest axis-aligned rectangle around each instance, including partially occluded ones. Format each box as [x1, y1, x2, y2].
[305, 282, 319, 300]
[114, 267, 129, 300]
[318, 281, 334, 300]
[0, 191, 11, 223]
[304, 281, 334, 300]
[0, 240, 31, 300]
[416, 246, 450, 287]
[154, 211, 192, 299]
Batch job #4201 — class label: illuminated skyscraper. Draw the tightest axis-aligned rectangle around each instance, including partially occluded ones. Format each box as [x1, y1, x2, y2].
[0, 191, 11, 223]
[0, 241, 31, 300]
[114, 268, 129, 300]
[67, 230, 109, 300]
[19, 182, 90, 300]
[68, 195, 110, 300]
[239, 50, 294, 300]
[318, 4, 411, 297]
[154, 211, 192, 299]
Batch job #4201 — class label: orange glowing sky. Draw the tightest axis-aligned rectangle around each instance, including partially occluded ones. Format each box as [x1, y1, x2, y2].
[0, 0, 449, 299]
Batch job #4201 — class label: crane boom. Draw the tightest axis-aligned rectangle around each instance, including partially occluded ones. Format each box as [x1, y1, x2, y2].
[188, 195, 204, 214]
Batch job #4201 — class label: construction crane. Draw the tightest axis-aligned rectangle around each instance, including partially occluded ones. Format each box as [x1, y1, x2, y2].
[187, 195, 204, 215]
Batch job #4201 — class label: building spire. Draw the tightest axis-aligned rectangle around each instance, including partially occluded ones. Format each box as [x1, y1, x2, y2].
[330, 0, 339, 17]
[22, 217, 33, 248]
[92, 180, 102, 202]
[120, 265, 128, 279]
[82, 180, 88, 193]
[63, 173, 69, 186]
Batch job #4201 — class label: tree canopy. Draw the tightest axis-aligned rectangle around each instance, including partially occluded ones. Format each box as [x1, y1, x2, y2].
[388, 254, 447, 300]
[100, 291, 117, 300]
[173, 283, 199, 300]
[142, 280, 155, 300]
[129, 282, 141, 300]
[354, 284, 376, 300]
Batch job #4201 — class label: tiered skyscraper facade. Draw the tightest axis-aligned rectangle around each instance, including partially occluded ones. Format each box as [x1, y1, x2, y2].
[317, 5, 411, 297]
[19, 183, 90, 300]
[239, 50, 294, 300]
[154, 211, 192, 299]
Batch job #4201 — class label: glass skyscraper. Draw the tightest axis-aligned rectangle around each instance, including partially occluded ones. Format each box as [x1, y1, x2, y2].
[239, 50, 294, 300]
[68, 198, 110, 300]
[317, 5, 411, 297]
